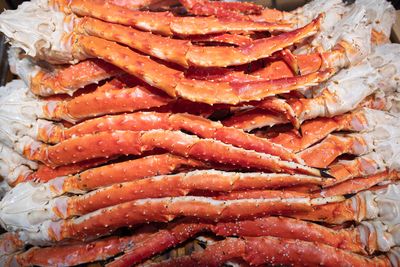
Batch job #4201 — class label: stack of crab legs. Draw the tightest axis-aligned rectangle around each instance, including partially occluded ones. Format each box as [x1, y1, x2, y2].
[0, 0, 399, 265]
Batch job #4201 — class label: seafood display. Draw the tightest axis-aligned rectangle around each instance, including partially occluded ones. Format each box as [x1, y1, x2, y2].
[0, 0, 399, 266]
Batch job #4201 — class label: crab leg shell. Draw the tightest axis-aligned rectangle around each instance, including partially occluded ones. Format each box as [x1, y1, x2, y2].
[270, 108, 369, 152]
[57, 154, 205, 193]
[59, 171, 325, 217]
[109, 221, 208, 267]
[76, 15, 321, 68]
[213, 216, 365, 254]
[223, 108, 287, 131]
[179, 0, 262, 16]
[17, 158, 111, 185]
[15, 226, 158, 267]
[187, 33, 253, 47]
[73, 34, 333, 104]
[24, 130, 326, 176]
[68, 0, 293, 36]
[315, 171, 400, 198]
[31, 59, 122, 96]
[49, 196, 327, 241]
[325, 153, 388, 187]
[299, 134, 369, 168]
[43, 84, 172, 123]
[41, 112, 299, 162]
[144, 237, 393, 267]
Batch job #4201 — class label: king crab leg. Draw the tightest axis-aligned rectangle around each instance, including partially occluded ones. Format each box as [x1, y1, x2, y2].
[141, 236, 395, 267]
[20, 130, 326, 176]
[48, 154, 206, 192]
[63, 0, 293, 36]
[75, 15, 321, 68]
[43, 82, 173, 122]
[314, 170, 400, 198]
[30, 59, 122, 96]
[28, 170, 325, 218]
[13, 225, 159, 267]
[36, 111, 300, 162]
[15, 195, 341, 243]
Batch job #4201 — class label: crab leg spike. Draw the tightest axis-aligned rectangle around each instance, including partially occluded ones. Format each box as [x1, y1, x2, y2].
[68, 0, 292, 36]
[23, 130, 325, 176]
[77, 14, 321, 68]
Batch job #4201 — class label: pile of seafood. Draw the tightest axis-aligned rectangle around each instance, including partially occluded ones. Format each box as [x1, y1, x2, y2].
[0, 0, 399, 265]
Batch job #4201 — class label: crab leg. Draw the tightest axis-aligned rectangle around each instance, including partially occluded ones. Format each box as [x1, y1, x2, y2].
[72, 34, 333, 104]
[22, 130, 326, 176]
[324, 153, 396, 186]
[47, 171, 327, 217]
[293, 183, 400, 227]
[111, 215, 368, 267]
[270, 108, 372, 152]
[299, 134, 370, 168]
[179, 0, 262, 16]
[53, 154, 205, 193]
[142, 236, 394, 267]
[30, 59, 122, 96]
[187, 33, 253, 47]
[16, 158, 111, 185]
[76, 15, 321, 68]
[315, 170, 400, 198]
[42, 83, 172, 122]
[44, 196, 339, 242]
[66, 0, 293, 36]
[14, 225, 159, 267]
[38, 112, 299, 162]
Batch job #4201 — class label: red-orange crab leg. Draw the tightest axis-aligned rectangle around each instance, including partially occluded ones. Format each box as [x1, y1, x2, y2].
[14, 225, 159, 267]
[314, 171, 400, 198]
[48, 195, 335, 241]
[187, 33, 253, 47]
[215, 189, 309, 200]
[298, 134, 370, 168]
[179, 0, 262, 16]
[223, 108, 287, 131]
[67, 0, 293, 36]
[14, 158, 111, 185]
[53, 154, 205, 193]
[0, 233, 24, 259]
[324, 154, 387, 187]
[255, 96, 301, 128]
[110, 215, 368, 267]
[31, 59, 122, 96]
[38, 112, 299, 162]
[270, 109, 369, 152]
[76, 14, 321, 67]
[24, 130, 327, 176]
[73, 34, 334, 104]
[141, 237, 393, 267]
[42, 83, 172, 123]
[55, 171, 327, 217]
